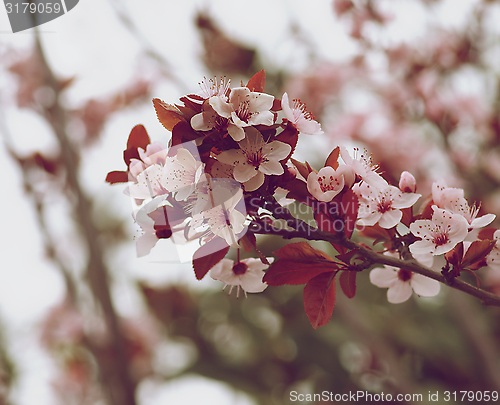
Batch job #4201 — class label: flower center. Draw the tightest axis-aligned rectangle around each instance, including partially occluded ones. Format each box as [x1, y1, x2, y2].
[291, 99, 314, 122]
[317, 175, 340, 192]
[377, 196, 393, 213]
[246, 151, 264, 168]
[236, 101, 251, 122]
[398, 269, 412, 282]
[432, 232, 449, 246]
[232, 262, 248, 275]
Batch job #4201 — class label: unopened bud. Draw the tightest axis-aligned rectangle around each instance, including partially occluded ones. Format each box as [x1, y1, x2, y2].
[399, 171, 417, 193]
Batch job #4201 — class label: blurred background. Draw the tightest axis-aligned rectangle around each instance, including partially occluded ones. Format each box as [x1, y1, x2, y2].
[2, 0, 500, 404]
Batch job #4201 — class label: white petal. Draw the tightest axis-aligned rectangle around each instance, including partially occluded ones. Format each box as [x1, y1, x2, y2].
[471, 213, 495, 228]
[262, 141, 292, 161]
[234, 162, 258, 183]
[209, 96, 233, 118]
[409, 240, 436, 255]
[259, 159, 284, 176]
[244, 171, 265, 191]
[392, 193, 421, 209]
[136, 232, 159, 257]
[248, 110, 274, 126]
[369, 267, 398, 288]
[358, 211, 383, 227]
[410, 274, 440, 297]
[281, 93, 293, 121]
[378, 209, 403, 229]
[228, 124, 246, 141]
[217, 149, 245, 166]
[191, 112, 213, 131]
[297, 118, 323, 135]
[248, 92, 274, 112]
[210, 259, 235, 281]
[240, 272, 268, 293]
[387, 281, 413, 303]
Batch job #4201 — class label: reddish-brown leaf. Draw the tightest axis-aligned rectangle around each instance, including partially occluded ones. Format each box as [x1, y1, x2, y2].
[275, 122, 299, 160]
[246, 69, 266, 92]
[126, 124, 150, 150]
[291, 158, 313, 181]
[341, 189, 359, 239]
[153, 99, 185, 131]
[324, 147, 340, 170]
[171, 121, 199, 147]
[478, 227, 497, 240]
[356, 223, 394, 245]
[281, 178, 311, 204]
[303, 272, 337, 329]
[264, 242, 338, 286]
[339, 270, 357, 299]
[105, 170, 129, 184]
[445, 242, 464, 267]
[462, 239, 496, 268]
[193, 238, 230, 280]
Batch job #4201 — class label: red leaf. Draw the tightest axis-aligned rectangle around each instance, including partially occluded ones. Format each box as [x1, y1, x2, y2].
[281, 178, 311, 204]
[171, 121, 199, 147]
[193, 238, 230, 280]
[325, 147, 340, 170]
[275, 122, 299, 160]
[124, 125, 151, 166]
[291, 158, 313, 181]
[478, 227, 497, 240]
[341, 189, 359, 239]
[264, 242, 339, 286]
[356, 223, 394, 245]
[445, 242, 464, 267]
[153, 99, 185, 131]
[105, 170, 129, 184]
[246, 69, 266, 92]
[339, 271, 357, 299]
[462, 239, 496, 268]
[126, 124, 150, 151]
[303, 272, 337, 329]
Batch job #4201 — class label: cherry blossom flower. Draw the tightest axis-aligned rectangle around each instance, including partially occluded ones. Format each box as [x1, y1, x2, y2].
[162, 147, 206, 201]
[281, 92, 323, 135]
[127, 164, 168, 200]
[217, 128, 291, 191]
[409, 205, 469, 256]
[370, 265, 440, 304]
[190, 187, 247, 247]
[210, 257, 273, 297]
[444, 195, 495, 230]
[307, 166, 345, 202]
[431, 181, 495, 229]
[354, 183, 421, 229]
[209, 87, 275, 141]
[340, 146, 388, 189]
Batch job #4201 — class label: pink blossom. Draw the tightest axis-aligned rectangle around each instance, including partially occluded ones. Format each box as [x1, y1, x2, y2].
[409, 206, 469, 256]
[399, 171, 417, 193]
[210, 257, 273, 297]
[281, 92, 323, 135]
[209, 87, 275, 141]
[162, 148, 206, 201]
[354, 183, 421, 229]
[370, 266, 440, 304]
[486, 230, 500, 271]
[340, 146, 388, 189]
[307, 166, 345, 202]
[216, 128, 291, 191]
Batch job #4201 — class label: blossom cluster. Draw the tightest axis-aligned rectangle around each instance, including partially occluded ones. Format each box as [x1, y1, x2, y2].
[106, 70, 500, 327]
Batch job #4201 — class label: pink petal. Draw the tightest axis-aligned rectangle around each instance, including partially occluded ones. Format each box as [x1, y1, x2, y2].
[410, 274, 440, 297]
[262, 141, 292, 160]
[228, 124, 246, 141]
[369, 267, 398, 288]
[234, 162, 258, 183]
[387, 281, 413, 303]
[378, 209, 403, 229]
[248, 110, 274, 126]
[248, 92, 274, 112]
[209, 95, 233, 118]
[358, 211, 383, 227]
[244, 171, 265, 191]
[259, 159, 284, 176]
[471, 213, 495, 228]
[392, 193, 421, 209]
[217, 149, 245, 166]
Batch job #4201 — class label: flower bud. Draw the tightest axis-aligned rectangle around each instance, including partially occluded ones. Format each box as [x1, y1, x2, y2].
[399, 171, 417, 193]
